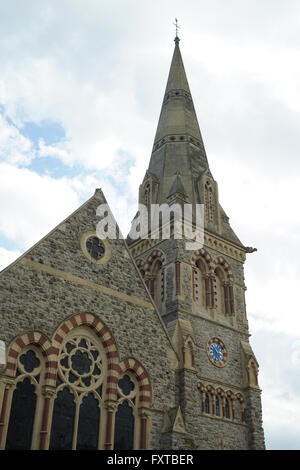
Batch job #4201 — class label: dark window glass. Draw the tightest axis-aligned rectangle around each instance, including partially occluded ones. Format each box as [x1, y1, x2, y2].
[86, 237, 105, 260]
[49, 387, 75, 450]
[76, 393, 100, 450]
[19, 350, 40, 373]
[114, 401, 134, 450]
[118, 375, 135, 396]
[5, 378, 37, 450]
[225, 399, 230, 419]
[71, 349, 92, 375]
[215, 396, 220, 416]
[204, 394, 210, 414]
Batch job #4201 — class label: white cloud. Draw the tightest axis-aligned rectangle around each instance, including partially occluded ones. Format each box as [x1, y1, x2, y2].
[0, 163, 80, 249]
[0, 114, 35, 165]
[0, 246, 22, 271]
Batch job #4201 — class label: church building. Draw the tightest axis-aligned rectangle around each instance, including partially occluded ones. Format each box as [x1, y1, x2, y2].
[0, 35, 265, 450]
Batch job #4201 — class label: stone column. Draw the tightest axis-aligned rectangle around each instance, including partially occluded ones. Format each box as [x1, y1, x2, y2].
[104, 400, 117, 450]
[0, 378, 14, 449]
[139, 408, 151, 449]
[39, 386, 56, 450]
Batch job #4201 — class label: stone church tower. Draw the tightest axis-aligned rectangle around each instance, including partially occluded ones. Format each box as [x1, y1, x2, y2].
[0, 37, 265, 450]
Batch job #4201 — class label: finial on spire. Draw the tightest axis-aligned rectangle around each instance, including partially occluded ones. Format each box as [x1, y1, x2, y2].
[173, 18, 180, 43]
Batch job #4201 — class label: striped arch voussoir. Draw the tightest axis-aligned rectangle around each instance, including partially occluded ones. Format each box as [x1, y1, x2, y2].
[215, 256, 234, 281]
[144, 250, 166, 275]
[191, 248, 214, 273]
[53, 313, 119, 390]
[6, 332, 52, 378]
[117, 358, 152, 406]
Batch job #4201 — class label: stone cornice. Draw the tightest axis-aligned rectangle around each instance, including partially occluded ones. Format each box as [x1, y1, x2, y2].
[128, 226, 246, 264]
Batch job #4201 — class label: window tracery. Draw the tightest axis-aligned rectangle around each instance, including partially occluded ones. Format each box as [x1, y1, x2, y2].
[0, 319, 152, 450]
[5, 347, 43, 450]
[50, 330, 105, 450]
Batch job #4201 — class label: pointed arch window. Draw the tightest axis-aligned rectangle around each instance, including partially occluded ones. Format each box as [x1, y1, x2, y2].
[215, 395, 220, 417]
[204, 180, 215, 225]
[224, 284, 234, 315]
[204, 393, 210, 414]
[225, 398, 230, 419]
[5, 347, 43, 450]
[114, 374, 138, 450]
[49, 330, 106, 450]
[214, 267, 235, 315]
[0, 323, 152, 450]
[149, 259, 164, 309]
[194, 258, 214, 308]
[214, 268, 224, 314]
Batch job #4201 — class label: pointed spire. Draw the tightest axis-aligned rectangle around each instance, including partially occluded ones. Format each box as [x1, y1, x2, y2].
[152, 37, 204, 146]
[139, 34, 210, 210]
[164, 35, 191, 97]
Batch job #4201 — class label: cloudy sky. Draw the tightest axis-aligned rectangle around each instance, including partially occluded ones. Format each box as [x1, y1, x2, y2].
[0, 0, 300, 450]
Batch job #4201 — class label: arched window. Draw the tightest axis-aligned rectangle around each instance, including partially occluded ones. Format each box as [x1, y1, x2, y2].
[0, 320, 152, 451]
[204, 180, 215, 225]
[194, 258, 214, 308]
[148, 259, 164, 309]
[214, 267, 225, 314]
[225, 398, 230, 419]
[49, 329, 106, 450]
[114, 374, 138, 450]
[224, 284, 234, 315]
[215, 395, 220, 417]
[204, 393, 210, 414]
[5, 347, 43, 450]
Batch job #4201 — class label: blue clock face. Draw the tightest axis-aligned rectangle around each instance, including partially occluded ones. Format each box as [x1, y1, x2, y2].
[209, 343, 223, 362]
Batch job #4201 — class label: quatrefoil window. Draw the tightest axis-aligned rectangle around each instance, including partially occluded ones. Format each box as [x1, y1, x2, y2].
[86, 237, 105, 261]
[19, 349, 40, 374]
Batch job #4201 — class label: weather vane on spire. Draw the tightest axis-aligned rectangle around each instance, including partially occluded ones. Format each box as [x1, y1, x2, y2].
[173, 18, 180, 40]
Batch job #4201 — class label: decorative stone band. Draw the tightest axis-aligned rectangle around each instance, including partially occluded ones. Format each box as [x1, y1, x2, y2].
[20, 258, 154, 310]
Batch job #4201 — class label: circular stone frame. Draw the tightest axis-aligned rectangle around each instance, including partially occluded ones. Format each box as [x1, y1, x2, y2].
[80, 231, 111, 265]
[206, 337, 228, 368]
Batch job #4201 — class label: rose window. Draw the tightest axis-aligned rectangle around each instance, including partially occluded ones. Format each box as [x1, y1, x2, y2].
[59, 336, 104, 390]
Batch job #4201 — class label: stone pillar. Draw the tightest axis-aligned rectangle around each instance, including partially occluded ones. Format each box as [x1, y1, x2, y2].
[139, 408, 151, 449]
[0, 378, 14, 450]
[39, 386, 56, 450]
[104, 400, 117, 450]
